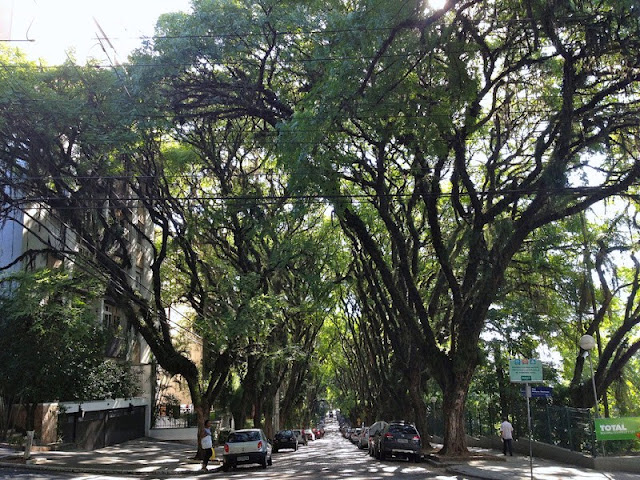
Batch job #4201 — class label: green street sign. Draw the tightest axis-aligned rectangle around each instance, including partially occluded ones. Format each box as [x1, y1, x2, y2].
[509, 359, 543, 383]
[595, 417, 640, 441]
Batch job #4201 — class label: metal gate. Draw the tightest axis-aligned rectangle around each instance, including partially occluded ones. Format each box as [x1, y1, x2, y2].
[62, 405, 145, 449]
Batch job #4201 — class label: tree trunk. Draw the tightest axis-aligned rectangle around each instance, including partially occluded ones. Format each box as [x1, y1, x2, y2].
[193, 399, 211, 460]
[253, 396, 262, 429]
[407, 367, 430, 445]
[439, 381, 470, 456]
[25, 403, 37, 432]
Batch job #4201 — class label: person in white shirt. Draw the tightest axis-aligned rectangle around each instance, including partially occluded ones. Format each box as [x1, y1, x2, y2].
[201, 420, 213, 470]
[500, 417, 514, 456]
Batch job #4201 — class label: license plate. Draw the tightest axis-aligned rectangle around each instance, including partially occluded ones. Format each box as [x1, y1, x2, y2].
[397, 439, 408, 443]
[238, 456, 249, 461]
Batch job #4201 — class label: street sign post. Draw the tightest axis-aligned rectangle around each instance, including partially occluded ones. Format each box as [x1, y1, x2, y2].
[509, 358, 543, 383]
[520, 386, 553, 398]
[510, 359, 543, 480]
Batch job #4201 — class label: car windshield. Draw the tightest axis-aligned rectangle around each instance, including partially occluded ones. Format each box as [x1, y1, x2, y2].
[389, 425, 417, 435]
[228, 431, 261, 442]
[276, 430, 292, 437]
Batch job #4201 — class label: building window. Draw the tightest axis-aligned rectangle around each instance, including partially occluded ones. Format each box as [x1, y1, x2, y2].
[104, 304, 119, 329]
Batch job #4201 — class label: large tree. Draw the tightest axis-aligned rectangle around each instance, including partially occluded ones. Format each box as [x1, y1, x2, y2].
[0, 45, 337, 449]
[278, 0, 640, 454]
[127, 0, 640, 454]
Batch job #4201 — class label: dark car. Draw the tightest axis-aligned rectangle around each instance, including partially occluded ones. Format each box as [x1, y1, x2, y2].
[376, 422, 421, 462]
[273, 429, 298, 452]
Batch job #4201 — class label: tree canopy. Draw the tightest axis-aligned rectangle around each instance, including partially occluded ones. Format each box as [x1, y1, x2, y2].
[1, 0, 640, 456]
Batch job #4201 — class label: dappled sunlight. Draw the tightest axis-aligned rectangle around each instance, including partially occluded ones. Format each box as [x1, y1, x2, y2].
[15, 420, 636, 478]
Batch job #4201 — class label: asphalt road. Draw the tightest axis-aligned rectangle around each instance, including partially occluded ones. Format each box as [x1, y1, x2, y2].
[0, 420, 462, 480]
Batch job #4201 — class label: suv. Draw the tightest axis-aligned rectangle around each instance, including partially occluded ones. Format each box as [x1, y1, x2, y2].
[376, 422, 421, 462]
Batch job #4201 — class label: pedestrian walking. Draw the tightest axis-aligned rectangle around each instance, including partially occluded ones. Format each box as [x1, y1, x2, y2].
[201, 419, 213, 471]
[500, 417, 514, 456]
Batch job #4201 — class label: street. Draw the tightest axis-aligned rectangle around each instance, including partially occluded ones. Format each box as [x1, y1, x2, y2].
[0, 420, 461, 480]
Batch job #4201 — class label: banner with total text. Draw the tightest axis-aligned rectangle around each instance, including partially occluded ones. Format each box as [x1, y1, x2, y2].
[594, 417, 640, 441]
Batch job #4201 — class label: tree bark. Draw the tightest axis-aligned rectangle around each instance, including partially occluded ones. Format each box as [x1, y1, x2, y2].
[439, 380, 470, 456]
[407, 364, 430, 445]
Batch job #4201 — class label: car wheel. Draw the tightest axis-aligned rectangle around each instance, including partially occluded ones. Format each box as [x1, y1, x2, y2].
[414, 453, 421, 463]
[379, 449, 386, 461]
[294, 443, 298, 451]
[261, 454, 268, 468]
[222, 463, 230, 472]
[273, 448, 278, 453]
[268, 454, 273, 466]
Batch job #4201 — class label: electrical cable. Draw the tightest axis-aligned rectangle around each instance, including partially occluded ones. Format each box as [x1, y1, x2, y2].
[3, 200, 206, 346]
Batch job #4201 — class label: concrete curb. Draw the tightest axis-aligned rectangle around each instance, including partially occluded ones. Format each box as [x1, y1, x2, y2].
[0, 459, 224, 477]
[445, 465, 511, 479]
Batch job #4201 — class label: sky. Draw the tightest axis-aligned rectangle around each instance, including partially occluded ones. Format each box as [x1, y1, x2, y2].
[1, 0, 192, 65]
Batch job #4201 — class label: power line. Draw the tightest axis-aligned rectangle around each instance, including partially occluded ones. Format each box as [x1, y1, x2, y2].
[6, 184, 638, 211]
[3, 201, 205, 345]
[17, 11, 605, 45]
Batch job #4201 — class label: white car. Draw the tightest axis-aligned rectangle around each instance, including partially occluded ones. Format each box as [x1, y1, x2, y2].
[222, 428, 273, 471]
[291, 429, 307, 445]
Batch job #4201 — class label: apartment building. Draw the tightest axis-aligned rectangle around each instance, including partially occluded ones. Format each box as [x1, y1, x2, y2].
[0, 187, 155, 448]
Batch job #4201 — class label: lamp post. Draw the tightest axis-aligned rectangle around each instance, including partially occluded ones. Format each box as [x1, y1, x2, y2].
[430, 397, 437, 439]
[579, 334, 599, 417]
[579, 334, 600, 457]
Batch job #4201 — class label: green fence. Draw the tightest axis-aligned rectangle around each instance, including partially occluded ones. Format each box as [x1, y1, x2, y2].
[429, 403, 637, 456]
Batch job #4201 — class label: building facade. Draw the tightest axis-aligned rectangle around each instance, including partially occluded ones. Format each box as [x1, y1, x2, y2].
[0, 187, 156, 447]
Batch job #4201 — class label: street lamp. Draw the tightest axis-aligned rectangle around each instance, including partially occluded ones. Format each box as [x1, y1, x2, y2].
[580, 334, 600, 458]
[430, 397, 437, 438]
[579, 334, 599, 418]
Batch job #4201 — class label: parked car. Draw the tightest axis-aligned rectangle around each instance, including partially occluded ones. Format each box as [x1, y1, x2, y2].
[367, 421, 389, 456]
[222, 428, 273, 471]
[273, 429, 298, 453]
[376, 422, 421, 462]
[217, 427, 233, 446]
[350, 427, 362, 444]
[358, 427, 369, 449]
[291, 429, 308, 446]
[303, 428, 316, 441]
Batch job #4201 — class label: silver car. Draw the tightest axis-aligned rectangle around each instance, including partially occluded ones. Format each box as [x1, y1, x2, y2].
[222, 428, 273, 471]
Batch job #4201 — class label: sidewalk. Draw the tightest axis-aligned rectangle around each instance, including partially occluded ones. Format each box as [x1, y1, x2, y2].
[440, 447, 640, 480]
[0, 438, 223, 477]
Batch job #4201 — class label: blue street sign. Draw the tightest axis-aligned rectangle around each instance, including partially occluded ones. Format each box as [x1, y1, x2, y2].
[521, 386, 553, 398]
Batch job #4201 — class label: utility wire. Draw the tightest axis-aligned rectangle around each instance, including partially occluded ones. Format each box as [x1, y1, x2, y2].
[4, 200, 205, 345]
[6, 185, 639, 212]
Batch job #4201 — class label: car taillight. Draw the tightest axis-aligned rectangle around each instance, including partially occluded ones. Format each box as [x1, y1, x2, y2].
[224, 444, 229, 453]
[384, 433, 394, 439]
[257, 441, 263, 450]
[413, 435, 421, 442]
